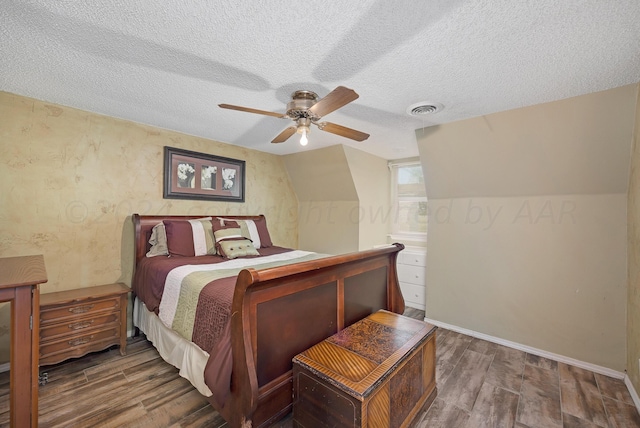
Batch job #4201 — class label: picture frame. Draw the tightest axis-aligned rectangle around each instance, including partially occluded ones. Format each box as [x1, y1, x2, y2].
[163, 146, 245, 202]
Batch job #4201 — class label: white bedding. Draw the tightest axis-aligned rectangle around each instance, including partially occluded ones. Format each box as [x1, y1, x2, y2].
[133, 297, 212, 396]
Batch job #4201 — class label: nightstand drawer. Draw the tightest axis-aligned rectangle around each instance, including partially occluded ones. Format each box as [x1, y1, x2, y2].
[40, 325, 120, 362]
[40, 297, 120, 324]
[40, 312, 120, 342]
[39, 283, 130, 367]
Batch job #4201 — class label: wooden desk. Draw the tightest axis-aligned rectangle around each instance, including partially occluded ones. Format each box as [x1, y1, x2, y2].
[0, 255, 47, 428]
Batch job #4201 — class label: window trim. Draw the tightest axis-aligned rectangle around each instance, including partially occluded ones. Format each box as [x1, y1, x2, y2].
[389, 159, 427, 238]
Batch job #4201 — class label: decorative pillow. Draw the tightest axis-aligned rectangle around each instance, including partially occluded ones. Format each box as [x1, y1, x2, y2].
[164, 217, 216, 257]
[212, 219, 259, 259]
[217, 217, 273, 248]
[146, 222, 168, 257]
[217, 238, 260, 259]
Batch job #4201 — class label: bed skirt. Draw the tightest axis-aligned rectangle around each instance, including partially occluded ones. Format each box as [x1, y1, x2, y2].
[133, 297, 212, 397]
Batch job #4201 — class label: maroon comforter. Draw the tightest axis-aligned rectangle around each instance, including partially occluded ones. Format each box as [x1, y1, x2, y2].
[132, 246, 294, 408]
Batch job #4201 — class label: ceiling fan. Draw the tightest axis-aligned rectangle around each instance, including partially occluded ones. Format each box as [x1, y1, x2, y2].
[219, 86, 369, 146]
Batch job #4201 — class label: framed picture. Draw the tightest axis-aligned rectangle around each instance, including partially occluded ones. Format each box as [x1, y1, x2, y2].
[163, 146, 245, 202]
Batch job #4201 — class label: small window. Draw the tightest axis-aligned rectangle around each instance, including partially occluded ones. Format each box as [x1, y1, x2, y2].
[390, 160, 427, 237]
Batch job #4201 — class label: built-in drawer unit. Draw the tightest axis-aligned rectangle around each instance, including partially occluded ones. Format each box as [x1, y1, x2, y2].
[397, 247, 427, 310]
[39, 283, 130, 366]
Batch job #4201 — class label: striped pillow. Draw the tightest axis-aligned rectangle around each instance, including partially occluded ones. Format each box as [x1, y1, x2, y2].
[217, 217, 272, 248]
[164, 218, 216, 257]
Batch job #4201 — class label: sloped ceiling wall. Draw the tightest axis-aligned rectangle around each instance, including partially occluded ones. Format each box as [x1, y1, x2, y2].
[417, 84, 637, 371]
[283, 145, 390, 253]
[284, 145, 358, 202]
[420, 85, 635, 199]
[284, 145, 360, 254]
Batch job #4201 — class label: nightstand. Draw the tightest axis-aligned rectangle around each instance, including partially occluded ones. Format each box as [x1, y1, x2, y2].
[39, 283, 130, 367]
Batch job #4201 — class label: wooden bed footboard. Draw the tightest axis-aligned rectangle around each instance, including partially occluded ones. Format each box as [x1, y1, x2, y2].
[226, 243, 405, 428]
[131, 214, 405, 427]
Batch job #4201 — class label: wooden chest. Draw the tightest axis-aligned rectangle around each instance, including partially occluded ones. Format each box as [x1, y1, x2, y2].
[39, 283, 130, 366]
[292, 310, 437, 428]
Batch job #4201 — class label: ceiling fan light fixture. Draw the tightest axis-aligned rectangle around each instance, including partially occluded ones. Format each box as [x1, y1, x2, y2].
[300, 129, 309, 146]
[219, 86, 369, 144]
[297, 125, 310, 146]
[296, 117, 311, 146]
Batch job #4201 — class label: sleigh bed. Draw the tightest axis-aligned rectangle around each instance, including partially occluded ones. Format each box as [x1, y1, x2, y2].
[131, 214, 405, 427]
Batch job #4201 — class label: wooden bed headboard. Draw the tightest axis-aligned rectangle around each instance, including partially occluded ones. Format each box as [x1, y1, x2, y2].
[132, 213, 268, 266]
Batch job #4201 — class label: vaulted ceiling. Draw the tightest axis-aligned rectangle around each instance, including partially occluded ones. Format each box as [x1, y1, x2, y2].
[2, 1, 640, 160]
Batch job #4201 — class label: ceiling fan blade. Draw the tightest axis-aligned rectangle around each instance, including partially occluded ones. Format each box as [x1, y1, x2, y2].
[308, 86, 359, 117]
[272, 126, 297, 143]
[319, 122, 370, 142]
[219, 104, 286, 118]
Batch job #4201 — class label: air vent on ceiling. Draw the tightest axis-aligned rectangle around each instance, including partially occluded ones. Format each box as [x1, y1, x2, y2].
[407, 102, 444, 116]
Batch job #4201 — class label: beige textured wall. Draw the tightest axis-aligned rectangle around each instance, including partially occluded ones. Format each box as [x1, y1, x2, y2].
[418, 85, 636, 371]
[296, 201, 360, 254]
[343, 146, 390, 250]
[427, 195, 627, 369]
[284, 145, 390, 254]
[628, 83, 640, 390]
[0, 91, 298, 361]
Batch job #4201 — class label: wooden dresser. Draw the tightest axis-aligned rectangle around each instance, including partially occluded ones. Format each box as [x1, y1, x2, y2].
[292, 310, 437, 428]
[39, 283, 130, 366]
[0, 255, 47, 428]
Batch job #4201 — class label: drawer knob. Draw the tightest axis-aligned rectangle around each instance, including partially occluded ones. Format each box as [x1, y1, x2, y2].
[69, 320, 94, 330]
[69, 304, 94, 314]
[68, 336, 94, 346]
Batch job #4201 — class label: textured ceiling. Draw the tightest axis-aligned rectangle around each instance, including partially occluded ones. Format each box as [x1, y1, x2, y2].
[2, 1, 640, 160]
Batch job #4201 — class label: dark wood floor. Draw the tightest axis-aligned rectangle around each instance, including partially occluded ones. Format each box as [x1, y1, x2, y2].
[1, 308, 638, 427]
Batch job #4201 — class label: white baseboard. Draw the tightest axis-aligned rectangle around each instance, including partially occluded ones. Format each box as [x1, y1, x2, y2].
[424, 317, 625, 380]
[625, 375, 640, 410]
